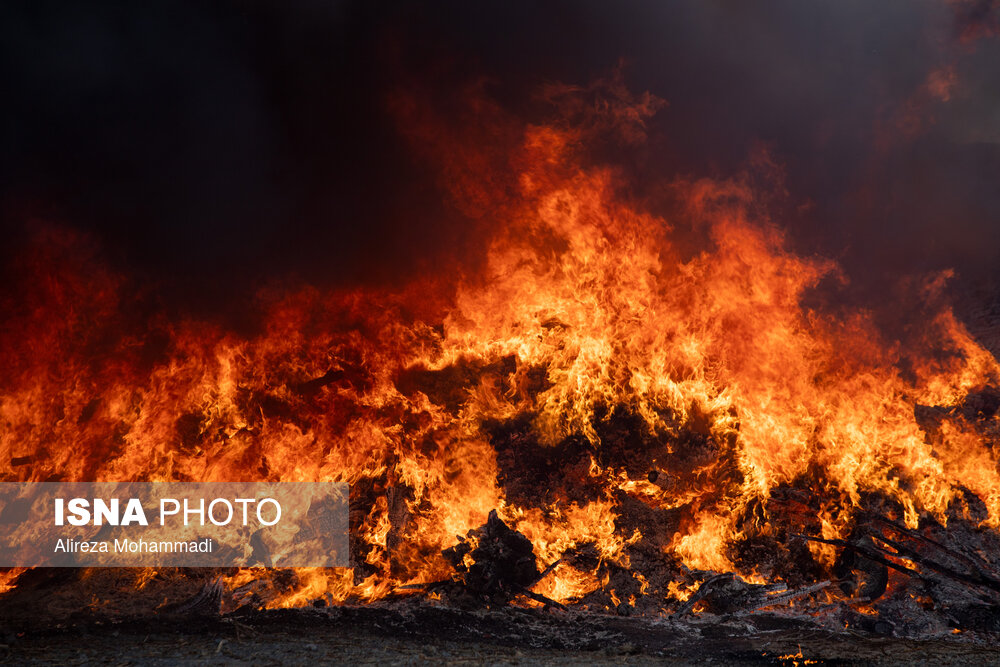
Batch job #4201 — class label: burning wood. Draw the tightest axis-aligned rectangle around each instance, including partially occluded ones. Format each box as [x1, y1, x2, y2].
[443, 510, 539, 597]
[833, 531, 890, 600]
[676, 573, 830, 616]
[2, 58, 1000, 647]
[438, 510, 566, 610]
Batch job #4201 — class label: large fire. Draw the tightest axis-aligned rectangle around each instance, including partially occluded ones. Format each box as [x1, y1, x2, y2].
[2, 81, 999, 614]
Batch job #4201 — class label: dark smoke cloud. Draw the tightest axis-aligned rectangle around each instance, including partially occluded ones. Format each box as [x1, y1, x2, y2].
[2, 0, 999, 319]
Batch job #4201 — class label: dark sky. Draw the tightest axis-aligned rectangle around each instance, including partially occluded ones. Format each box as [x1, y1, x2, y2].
[2, 0, 999, 313]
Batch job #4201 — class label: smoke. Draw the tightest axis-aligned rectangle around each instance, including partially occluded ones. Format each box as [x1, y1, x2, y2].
[2, 0, 999, 321]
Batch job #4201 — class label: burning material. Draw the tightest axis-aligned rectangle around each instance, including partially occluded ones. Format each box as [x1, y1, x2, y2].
[442, 510, 538, 601]
[675, 573, 830, 616]
[832, 531, 890, 600]
[437, 509, 565, 609]
[2, 75, 1000, 641]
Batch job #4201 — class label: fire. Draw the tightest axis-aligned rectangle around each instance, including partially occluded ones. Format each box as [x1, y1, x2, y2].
[673, 514, 737, 573]
[1, 81, 999, 612]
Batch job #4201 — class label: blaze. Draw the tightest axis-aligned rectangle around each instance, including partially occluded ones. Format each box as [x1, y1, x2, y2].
[1, 84, 998, 610]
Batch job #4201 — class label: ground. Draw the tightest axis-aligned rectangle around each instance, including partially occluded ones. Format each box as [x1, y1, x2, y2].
[2, 602, 999, 666]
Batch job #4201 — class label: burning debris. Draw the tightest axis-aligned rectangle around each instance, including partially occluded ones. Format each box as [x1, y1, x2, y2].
[832, 530, 890, 600]
[675, 573, 830, 616]
[442, 510, 538, 601]
[438, 510, 565, 609]
[3, 75, 1000, 649]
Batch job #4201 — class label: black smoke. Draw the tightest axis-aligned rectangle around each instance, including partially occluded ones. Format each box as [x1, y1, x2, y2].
[2, 0, 999, 318]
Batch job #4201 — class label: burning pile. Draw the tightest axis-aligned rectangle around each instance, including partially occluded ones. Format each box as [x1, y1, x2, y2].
[2, 81, 1000, 634]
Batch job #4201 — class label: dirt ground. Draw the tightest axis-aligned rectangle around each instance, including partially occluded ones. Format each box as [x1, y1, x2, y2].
[2, 603, 999, 666]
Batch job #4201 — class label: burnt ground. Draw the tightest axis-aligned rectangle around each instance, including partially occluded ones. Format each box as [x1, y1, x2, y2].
[1, 601, 998, 666]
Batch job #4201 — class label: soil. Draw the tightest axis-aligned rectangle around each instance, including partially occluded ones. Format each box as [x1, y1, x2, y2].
[2, 600, 999, 666]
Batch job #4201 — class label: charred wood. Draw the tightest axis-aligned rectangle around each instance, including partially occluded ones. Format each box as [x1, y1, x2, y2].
[834, 532, 889, 600]
[676, 573, 827, 616]
[159, 576, 224, 617]
[443, 510, 540, 606]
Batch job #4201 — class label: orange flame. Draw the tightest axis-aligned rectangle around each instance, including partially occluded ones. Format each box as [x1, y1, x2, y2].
[1, 83, 998, 610]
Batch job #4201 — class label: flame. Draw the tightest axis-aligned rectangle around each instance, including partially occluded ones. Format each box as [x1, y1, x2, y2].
[1, 82, 999, 611]
[672, 514, 737, 573]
